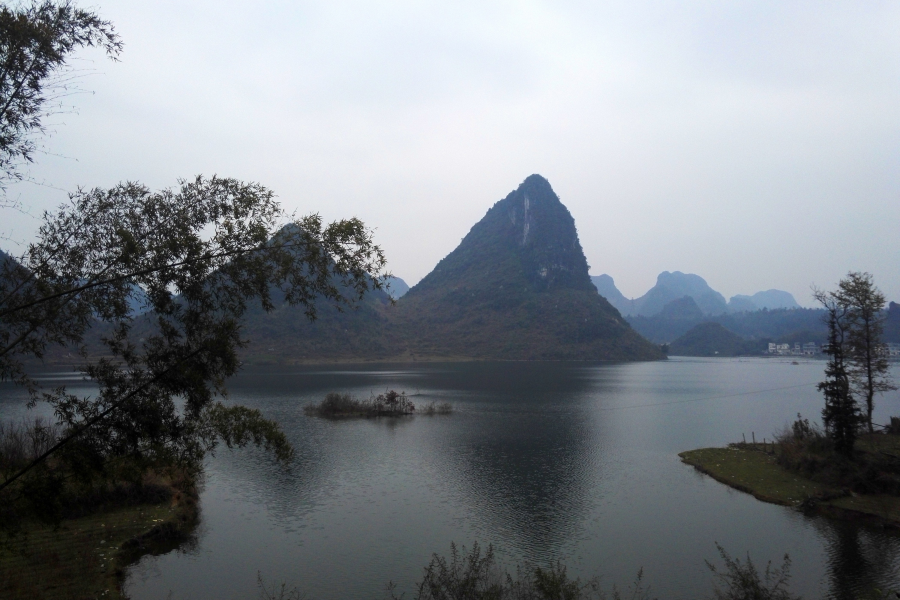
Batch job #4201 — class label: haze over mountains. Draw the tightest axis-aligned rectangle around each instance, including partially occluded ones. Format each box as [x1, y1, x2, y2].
[591, 272, 800, 317]
[8, 175, 896, 363]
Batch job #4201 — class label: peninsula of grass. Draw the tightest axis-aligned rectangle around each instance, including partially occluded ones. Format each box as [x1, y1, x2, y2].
[680, 431, 900, 528]
[304, 390, 452, 418]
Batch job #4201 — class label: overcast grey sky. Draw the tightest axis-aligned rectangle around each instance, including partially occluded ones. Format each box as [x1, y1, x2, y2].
[5, 0, 899, 306]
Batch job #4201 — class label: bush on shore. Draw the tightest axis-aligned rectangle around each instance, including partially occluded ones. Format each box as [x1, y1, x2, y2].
[1, 417, 197, 535]
[773, 414, 900, 496]
[304, 391, 452, 418]
[707, 543, 800, 600]
[0, 417, 61, 476]
[1, 418, 201, 599]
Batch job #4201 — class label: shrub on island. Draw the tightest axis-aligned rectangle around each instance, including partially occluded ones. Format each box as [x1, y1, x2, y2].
[304, 391, 452, 418]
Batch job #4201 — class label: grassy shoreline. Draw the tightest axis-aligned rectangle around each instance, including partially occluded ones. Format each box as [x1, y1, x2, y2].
[679, 443, 900, 528]
[0, 477, 199, 599]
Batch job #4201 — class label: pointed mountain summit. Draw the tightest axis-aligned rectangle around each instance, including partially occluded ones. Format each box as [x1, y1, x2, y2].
[413, 175, 595, 295]
[395, 175, 662, 360]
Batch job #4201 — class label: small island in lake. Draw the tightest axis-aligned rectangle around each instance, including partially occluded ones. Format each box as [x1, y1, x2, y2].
[304, 390, 452, 418]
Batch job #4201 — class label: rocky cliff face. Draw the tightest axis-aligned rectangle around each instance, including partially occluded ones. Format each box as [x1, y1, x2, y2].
[394, 175, 663, 361]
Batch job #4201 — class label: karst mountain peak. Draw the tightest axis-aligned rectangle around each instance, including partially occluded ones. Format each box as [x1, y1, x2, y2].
[412, 174, 595, 296]
[396, 175, 661, 360]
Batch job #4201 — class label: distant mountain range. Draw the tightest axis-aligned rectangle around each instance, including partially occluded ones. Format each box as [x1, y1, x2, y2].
[886, 302, 900, 343]
[591, 272, 800, 317]
[627, 294, 829, 348]
[668, 322, 760, 357]
[729, 290, 800, 312]
[9, 177, 898, 363]
[588, 272, 862, 355]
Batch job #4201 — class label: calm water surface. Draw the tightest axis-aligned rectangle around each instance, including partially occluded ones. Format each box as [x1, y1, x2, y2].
[6, 358, 900, 598]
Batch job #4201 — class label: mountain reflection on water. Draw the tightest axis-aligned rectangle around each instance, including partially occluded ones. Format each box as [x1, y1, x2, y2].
[106, 358, 900, 599]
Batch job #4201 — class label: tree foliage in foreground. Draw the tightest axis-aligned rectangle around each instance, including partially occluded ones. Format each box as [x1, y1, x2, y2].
[0, 0, 121, 196]
[0, 176, 388, 527]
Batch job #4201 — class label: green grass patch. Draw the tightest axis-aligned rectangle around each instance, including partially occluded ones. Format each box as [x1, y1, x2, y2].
[679, 446, 835, 506]
[680, 444, 900, 526]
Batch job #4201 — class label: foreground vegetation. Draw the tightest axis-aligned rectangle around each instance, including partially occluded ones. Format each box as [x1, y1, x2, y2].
[258, 541, 803, 600]
[304, 390, 452, 418]
[0, 418, 198, 599]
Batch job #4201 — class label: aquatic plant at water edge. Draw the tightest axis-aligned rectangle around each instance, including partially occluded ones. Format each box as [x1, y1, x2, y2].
[257, 541, 807, 600]
[706, 543, 800, 600]
[257, 571, 306, 600]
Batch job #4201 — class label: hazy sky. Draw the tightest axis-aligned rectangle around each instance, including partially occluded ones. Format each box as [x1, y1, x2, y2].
[5, 0, 899, 306]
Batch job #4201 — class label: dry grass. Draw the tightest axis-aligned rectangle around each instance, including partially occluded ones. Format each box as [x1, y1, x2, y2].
[419, 400, 453, 415]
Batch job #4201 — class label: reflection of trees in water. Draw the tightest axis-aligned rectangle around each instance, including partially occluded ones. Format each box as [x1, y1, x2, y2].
[212, 400, 422, 523]
[445, 419, 594, 562]
[432, 363, 616, 565]
[811, 516, 900, 599]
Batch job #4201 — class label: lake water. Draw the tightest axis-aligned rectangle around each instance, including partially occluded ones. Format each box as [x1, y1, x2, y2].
[6, 358, 900, 598]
